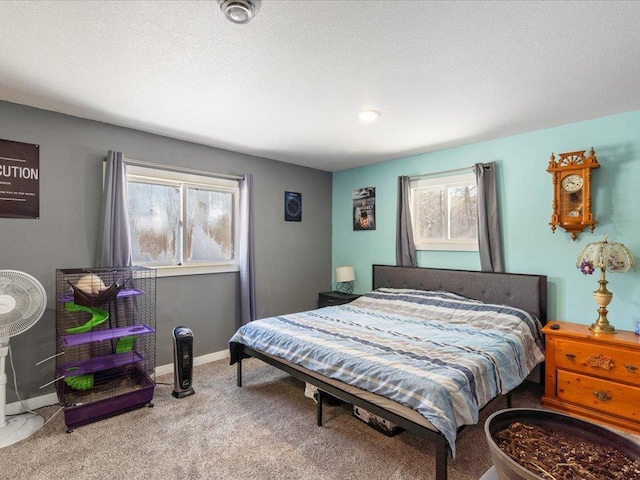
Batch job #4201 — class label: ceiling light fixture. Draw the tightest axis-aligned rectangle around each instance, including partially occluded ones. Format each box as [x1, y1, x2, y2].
[358, 110, 381, 122]
[218, 0, 261, 24]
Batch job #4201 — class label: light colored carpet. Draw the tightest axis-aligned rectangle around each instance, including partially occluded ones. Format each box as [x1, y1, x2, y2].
[1, 358, 636, 480]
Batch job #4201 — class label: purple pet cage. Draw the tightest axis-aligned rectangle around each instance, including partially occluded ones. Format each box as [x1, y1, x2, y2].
[55, 266, 156, 431]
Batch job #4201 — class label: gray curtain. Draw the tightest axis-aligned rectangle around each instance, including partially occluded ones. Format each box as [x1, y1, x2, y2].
[239, 173, 256, 325]
[94, 151, 133, 356]
[475, 162, 504, 272]
[396, 176, 417, 267]
[96, 150, 132, 268]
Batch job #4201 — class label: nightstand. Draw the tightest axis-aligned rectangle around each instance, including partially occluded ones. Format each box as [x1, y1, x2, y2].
[542, 320, 640, 434]
[318, 291, 360, 308]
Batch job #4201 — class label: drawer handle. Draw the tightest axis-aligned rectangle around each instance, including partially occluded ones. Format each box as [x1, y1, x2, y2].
[565, 353, 576, 361]
[625, 364, 638, 373]
[593, 391, 612, 402]
[585, 354, 614, 370]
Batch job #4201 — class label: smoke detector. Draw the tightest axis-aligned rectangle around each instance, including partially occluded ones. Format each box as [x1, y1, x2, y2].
[218, 0, 262, 24]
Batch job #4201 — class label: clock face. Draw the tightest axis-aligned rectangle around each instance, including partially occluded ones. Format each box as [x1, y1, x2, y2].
[561, 174, 583, 193]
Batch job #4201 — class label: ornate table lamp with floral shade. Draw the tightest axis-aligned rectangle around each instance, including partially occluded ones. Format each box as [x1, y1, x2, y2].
[577, 234, 636, 333]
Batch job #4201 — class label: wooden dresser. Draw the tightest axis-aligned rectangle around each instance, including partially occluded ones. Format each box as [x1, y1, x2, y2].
[542, 320, 640, 433]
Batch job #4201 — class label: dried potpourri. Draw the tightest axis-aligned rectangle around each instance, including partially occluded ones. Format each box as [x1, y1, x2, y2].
[494, 422, 640, 480]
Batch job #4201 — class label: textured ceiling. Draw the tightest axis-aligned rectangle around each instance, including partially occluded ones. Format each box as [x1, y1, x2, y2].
[1, 1, 640, 172]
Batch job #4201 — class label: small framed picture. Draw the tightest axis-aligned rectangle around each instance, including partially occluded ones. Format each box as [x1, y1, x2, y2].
[353, 187, 375, 230]
[284, 191, 302, 222]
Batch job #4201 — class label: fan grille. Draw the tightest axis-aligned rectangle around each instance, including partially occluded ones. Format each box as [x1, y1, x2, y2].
[0, 270, 47, 338]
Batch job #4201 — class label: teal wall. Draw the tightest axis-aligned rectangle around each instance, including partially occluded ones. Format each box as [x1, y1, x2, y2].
[333, 110, 640, 331]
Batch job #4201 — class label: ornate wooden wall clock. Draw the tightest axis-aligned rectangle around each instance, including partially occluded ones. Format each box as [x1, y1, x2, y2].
[547, 148, 599, 241]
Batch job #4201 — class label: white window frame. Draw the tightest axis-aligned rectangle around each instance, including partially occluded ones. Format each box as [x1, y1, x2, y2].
[409, 171, 479, 252]
[126, 164, 240, 277]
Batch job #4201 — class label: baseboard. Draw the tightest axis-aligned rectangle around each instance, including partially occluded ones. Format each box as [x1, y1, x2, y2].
[6, 392, 59, 416]
[7, 349, 230, 413]
[155, 349, 230, 377]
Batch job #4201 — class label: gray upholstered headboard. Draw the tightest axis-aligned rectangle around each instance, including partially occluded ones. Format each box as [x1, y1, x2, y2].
[372, 265, 547, 324]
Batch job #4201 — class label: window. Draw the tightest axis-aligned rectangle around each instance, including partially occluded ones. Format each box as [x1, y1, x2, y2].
[410, 172, 478, 251]
[126, 164, 240, 276]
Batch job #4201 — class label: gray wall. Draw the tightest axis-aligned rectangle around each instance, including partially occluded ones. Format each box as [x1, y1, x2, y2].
[0, 100, 332, 404]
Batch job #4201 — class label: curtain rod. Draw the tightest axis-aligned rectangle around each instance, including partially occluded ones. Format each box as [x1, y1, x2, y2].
[408, 163, 490, 181]
[119, 158, 244, 181]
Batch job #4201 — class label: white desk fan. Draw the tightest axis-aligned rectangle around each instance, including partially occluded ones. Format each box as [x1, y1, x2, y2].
[0, 270, 47, 448]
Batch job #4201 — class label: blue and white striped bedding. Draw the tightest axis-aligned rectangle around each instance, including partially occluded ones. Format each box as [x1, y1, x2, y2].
[229, 288, 545, 455]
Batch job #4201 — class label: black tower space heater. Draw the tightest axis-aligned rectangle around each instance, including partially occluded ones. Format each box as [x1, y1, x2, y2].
[172, 326, 195, 398]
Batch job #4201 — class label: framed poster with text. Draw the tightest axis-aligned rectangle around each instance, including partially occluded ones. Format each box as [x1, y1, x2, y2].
[353, 187, 375, 230]
[0, 139, 40, 219]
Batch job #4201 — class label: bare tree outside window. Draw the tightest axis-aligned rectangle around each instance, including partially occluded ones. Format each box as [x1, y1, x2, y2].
[410, 172, 478, 251]
[126, 164, 239, 275]
[449, 185, 477, 239]
[128, 182, 180, 265]
[186, 187, 234, 262]
[416, 188, 444, 240]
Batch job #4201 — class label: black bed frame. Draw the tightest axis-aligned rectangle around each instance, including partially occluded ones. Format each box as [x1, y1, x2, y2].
[233, 265, 547, 480]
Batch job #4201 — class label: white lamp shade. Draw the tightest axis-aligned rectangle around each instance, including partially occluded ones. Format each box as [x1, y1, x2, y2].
[335, 266, 355, 283]
[576, 234, 636, 273]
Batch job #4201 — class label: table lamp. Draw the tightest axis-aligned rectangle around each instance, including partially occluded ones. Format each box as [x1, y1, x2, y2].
[576, 234, 636, 333]
[335, 266, 355, 294]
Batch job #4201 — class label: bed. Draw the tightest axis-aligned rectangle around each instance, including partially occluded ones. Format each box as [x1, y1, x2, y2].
[229, 265, 547, 480]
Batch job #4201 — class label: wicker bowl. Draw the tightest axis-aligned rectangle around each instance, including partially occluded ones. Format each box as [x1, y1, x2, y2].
[484, 408, 640, 480]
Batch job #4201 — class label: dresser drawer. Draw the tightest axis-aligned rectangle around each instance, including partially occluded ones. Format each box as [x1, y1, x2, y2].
[557, 370, 640, 424]
[319, 296, 344, 307]
[554, 338, 640, 385]
[318, 292, 360, 308]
